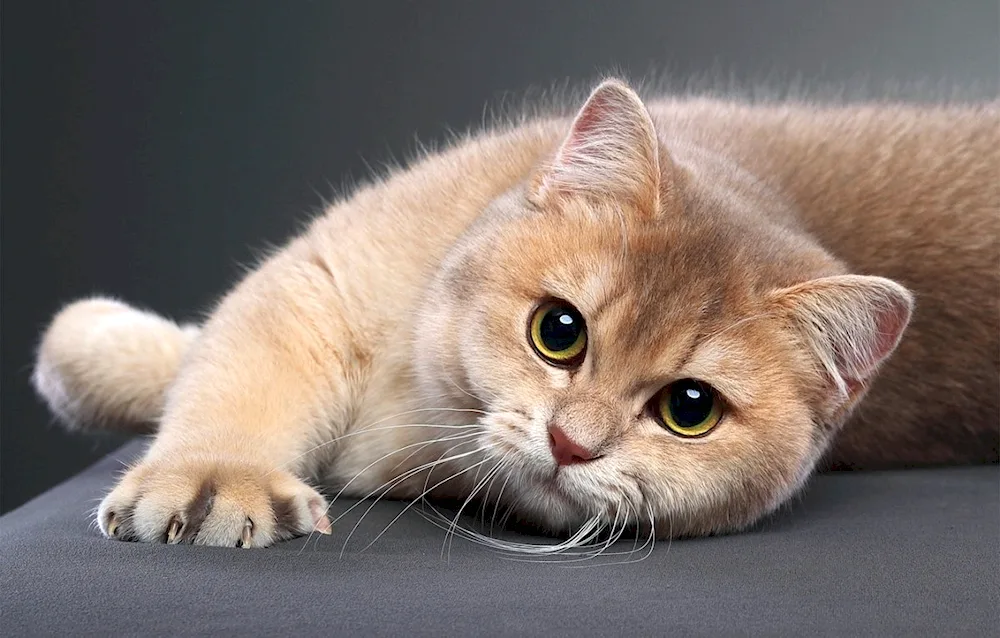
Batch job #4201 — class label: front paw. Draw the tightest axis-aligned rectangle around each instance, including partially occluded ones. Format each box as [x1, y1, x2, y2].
[97, 456, 331, 547]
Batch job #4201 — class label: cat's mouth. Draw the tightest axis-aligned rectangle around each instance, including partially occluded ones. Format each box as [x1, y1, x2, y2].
[478, 414, 616, 522]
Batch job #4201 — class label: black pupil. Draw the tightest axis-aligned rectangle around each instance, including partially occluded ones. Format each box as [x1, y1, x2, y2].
[540, 306, 583, 352]
[669, 380, 714, 427]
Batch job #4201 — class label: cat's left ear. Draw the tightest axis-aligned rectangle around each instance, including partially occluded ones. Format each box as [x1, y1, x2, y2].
[770, 274, 914, 414]
[529, 79, 672, 217]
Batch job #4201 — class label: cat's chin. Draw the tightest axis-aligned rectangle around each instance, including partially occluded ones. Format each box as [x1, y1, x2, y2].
[497, 468, 611, 535]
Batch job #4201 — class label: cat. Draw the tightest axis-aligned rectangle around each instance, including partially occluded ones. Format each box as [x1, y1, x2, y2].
[31, 78, 999, 549]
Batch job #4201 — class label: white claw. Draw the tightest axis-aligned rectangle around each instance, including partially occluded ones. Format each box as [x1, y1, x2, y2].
[240, 519, 254, 548]
[166, 518, 182, 544]
[106, 515, 119, 538]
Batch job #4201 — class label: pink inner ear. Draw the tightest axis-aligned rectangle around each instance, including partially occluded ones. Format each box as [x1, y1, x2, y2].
[533, 80, 661, 212]
[870, 300, 911, 362]
[835, 282, 913, 383]
[776, 275, 914, 392]
[558, 92, 612, 157]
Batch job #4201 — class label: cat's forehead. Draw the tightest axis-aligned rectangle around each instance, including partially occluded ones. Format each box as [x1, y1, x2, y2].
[484, 191, 819, 330]
[538, 222, 750, 312]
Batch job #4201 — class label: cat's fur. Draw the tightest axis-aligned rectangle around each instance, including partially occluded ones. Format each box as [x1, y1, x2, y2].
[32, 79, 998, 548]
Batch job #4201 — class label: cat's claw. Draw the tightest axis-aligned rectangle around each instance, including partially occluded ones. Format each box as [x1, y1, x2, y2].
[314, 515, 333, 535]
[166, 517, 182, 544]
[106, 514, 120, 538]
[238, 519, 253, 548]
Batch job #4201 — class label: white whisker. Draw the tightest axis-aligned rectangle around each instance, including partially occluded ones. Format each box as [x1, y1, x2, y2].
[488, 461, 516, 535]
[269, 408, 488, 475]
[443, 458, 508, 560]
[351, 455, 493, 555]
[564, 502, 657, 569]
[417, 501, 606, 557]
[296, 432, 482, 552]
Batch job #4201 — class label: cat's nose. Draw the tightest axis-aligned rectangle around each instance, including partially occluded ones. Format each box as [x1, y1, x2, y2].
[548, 424, 598, 466]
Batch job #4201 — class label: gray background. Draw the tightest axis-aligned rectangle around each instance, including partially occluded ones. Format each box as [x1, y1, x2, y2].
[3, 0, 998, 513]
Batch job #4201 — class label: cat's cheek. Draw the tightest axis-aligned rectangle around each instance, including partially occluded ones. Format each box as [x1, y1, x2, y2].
[627, 427, 814, 538]
[731, 447, 824, 532]
[763, 434, 831, 513]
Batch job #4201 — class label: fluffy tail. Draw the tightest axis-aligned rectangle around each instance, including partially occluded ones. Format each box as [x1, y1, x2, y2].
[32, 297, 199, 434]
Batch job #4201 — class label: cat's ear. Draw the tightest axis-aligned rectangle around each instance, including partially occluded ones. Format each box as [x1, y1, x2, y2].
[529, 79, 667, 216]
[771, 275, 914, 409]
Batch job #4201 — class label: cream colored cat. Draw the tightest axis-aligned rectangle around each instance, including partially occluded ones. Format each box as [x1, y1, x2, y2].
[33, 79, 999, 549]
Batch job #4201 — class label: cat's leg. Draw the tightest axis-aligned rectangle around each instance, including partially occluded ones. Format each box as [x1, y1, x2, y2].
[96, 240, 368, 547]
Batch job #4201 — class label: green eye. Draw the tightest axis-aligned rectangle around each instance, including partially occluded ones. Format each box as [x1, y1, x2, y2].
[656, 379, 723, 437]
[529, 301, 587, 367]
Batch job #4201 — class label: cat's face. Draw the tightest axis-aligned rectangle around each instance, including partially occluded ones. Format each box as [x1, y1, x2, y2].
[426, 198, 828, 538]
[414, 79, 912, 539]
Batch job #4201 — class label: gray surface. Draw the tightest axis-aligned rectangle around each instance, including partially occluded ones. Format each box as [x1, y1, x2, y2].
[1, 441, 997, 635]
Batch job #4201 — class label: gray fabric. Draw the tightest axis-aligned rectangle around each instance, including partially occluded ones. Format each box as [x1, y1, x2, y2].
[1, 441, 997, 636]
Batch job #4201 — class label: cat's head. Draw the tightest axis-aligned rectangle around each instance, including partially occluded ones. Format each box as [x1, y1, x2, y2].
[414, 79, 913, 539]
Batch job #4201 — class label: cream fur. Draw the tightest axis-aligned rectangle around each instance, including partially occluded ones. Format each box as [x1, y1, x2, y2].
[32, 79, 998, 548]
[33, 297, 199, 434]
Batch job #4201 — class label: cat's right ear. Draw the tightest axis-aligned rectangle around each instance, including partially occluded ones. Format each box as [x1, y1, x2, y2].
[770, 274, 914, 416]
[529, 79, 672, 217]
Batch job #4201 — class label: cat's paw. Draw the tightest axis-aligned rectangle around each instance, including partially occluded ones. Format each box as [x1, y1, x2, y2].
[97, 456, 332, 547]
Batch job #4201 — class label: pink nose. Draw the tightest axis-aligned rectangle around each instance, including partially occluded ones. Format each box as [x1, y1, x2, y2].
[548, 424, 597, 467]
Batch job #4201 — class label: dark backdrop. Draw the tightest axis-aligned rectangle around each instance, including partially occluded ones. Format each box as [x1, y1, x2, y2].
[3, 1, 997, 513]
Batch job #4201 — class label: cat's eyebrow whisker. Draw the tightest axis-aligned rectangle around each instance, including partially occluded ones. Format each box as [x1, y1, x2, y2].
[700, 311, 781, 346]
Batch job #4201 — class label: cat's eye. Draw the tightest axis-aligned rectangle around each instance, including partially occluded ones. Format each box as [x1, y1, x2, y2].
[528, 300, 587, 367]
[655, 379, 723, 437]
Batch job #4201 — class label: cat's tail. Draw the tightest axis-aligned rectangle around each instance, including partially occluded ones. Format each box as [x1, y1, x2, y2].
[32, 298, 199, 435]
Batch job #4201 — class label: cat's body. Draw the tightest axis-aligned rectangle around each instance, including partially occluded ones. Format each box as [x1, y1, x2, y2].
[33, 80, 998, 548]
